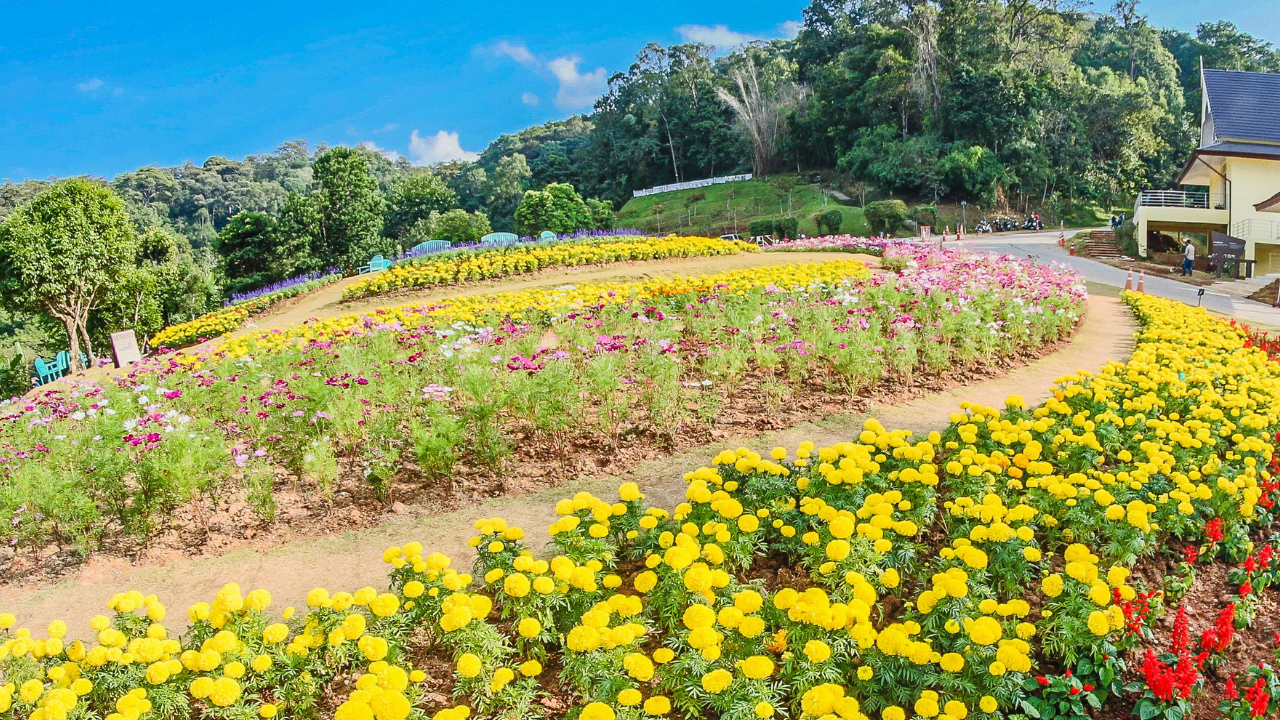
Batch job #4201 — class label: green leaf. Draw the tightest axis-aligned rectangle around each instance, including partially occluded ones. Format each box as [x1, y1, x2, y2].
[1019, 699, 1042, 719]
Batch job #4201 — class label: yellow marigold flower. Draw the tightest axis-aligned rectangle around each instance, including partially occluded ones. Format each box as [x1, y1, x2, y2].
[581, 702, 615, 720]
[739, 655, 774, 679]
[804, 639, 832, 663]
[968, 617, 1002, 645]
[644, 696, 671, 716]
[1087, 611, 1111, 637]
[700, 669, 733, 694]
[456, 653, 482, 679]
[519, 660, 542, 677]
[618, 689, 642, 706]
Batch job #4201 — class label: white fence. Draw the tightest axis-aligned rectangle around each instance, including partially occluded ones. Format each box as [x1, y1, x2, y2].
[632, 173, 753, 198]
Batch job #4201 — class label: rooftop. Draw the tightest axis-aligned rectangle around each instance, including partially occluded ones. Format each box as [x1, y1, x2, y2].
[1203, 69, 1280, 146]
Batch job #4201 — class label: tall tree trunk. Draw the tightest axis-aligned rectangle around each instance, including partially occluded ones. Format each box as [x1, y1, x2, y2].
[77, 318, 96, 370]
[60, 316, 82, 373]
[659, 109, 681, 183]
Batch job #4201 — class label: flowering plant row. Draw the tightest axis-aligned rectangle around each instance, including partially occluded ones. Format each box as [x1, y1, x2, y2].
[0, 249, 1083, 549]
[0, 292, 1274, 720]
[226, 271, 342, 307]
[340, 236, 756, 301]
[149, 274, 342, 350]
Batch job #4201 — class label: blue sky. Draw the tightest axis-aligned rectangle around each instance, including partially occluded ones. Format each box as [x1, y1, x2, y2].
[1, 1, 1276, 182]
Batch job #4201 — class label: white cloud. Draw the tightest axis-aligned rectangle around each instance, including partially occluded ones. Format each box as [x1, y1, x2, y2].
[493, 40, 539, 69]
[77, 78, 104, 92]
[674, 20, 803, 48]
[408, 130, 479, 166]
[547, 56, 607, 110]
[776, 20, 802, 39]
[674, 23, 760, 47]
[486, 39, 606, 110]
[373, 123, 400, 134]
[358, 140, 403, 161]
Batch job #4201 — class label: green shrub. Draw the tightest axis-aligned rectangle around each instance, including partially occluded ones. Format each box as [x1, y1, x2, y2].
[1116, 219, 1140, 257]
[774, 217, 800, 240]
[914, 204, 938, 228]
[864, 199, 909, 236]
[747, 220, 774, 237]
[816, 209, 843, 235]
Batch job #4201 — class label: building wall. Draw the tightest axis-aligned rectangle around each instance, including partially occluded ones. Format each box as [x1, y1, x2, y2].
[1225, 156, 1280, 260]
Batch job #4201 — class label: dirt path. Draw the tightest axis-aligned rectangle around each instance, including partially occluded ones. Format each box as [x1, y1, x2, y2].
[0, 295, 1134, 634]
[244, 250, 872, 333]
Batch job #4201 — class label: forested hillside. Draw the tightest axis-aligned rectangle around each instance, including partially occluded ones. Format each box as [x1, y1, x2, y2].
[3, 0, 1279, 369]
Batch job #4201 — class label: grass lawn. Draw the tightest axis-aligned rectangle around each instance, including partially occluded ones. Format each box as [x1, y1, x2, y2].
[617, 175, 869, 237]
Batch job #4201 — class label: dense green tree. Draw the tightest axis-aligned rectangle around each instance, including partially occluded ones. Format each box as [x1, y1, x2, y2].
[432, 209, 492, 244]
[486, 154, 533, 230]
[514, 183, 592, 235]
[384, 173, 457, 239]
[215, 211, 282, 294]
[0, 180, 138, 369]
[585, 198, 616, 230]
[311, 147, 386, 272]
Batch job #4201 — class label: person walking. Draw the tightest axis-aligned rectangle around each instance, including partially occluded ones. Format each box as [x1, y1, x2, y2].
[1182, 239, 1195, 277]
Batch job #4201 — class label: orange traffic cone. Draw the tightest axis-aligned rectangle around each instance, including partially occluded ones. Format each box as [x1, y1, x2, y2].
[1058, 232, 1066, 247]
[1124, 270, 1133, 291]
[1136, 271, 1145, 293]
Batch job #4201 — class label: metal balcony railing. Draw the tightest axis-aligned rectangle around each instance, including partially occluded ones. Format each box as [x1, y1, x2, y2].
[1231, 219, 1280, 242]
[1138, 190, 1212, 208]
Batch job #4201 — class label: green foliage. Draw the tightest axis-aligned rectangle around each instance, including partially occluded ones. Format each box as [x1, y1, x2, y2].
[514, 183, 591, 235]
[816, 209, 843, 235]
[216, 211, 281, 294]
[311, 147, 387, 272]
[0, 353, 30, 399]
[747, 220, 774, 237]
[433, 209, 493, 245]
[864, 199, 909, 236]
[0, 179, 138, 369]
[384, 172, 457, 239]
[584, 198, 615, 230]
[773, 216, 799, 240]
[913, 205, 938, 228]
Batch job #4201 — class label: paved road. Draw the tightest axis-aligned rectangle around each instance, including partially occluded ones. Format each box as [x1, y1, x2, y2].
[952, 229, 1280, 328]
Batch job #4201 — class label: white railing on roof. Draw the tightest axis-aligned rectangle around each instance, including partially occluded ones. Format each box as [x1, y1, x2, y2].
[1138, 190, 1210, 208]
[632, 173, 753, 198]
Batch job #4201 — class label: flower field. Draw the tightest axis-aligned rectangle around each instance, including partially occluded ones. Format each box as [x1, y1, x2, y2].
[0, 291, 1276, 720]
[149, 273, 343, 350]
[339, 236, 758, 302]
[0, 244, 1082, 553]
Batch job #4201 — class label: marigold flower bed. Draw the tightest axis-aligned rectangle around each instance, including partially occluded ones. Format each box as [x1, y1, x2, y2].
[0, 247, 1081, 555]
[0, 292, 1275, 720]
[340, 235, 758, 302]
[149, 273, 342, 350]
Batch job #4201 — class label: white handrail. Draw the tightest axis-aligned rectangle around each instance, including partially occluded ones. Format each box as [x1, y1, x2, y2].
[632, 173, 754, 198]
[1138, 190, 1209, 208]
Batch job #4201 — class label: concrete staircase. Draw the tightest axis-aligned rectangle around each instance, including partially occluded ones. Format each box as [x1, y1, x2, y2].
[1085, 230, 1123, 259]
[1209, 272, 1280, 300]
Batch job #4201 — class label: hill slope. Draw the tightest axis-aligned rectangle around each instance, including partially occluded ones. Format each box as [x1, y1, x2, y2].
[617, 175, 868, 237]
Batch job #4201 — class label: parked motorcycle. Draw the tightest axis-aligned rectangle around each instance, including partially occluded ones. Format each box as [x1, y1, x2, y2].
[975, 219, 994, 234]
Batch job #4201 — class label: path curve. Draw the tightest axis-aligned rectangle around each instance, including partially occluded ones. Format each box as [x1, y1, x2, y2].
[0, 295, 1135, 634]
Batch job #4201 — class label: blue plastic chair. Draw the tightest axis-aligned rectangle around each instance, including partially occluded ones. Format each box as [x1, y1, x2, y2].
[539, 231, 556, 241]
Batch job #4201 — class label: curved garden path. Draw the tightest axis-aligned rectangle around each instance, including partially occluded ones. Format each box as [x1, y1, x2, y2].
[239, 250, 870, 335]
[0, 292, 1135, 634]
